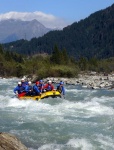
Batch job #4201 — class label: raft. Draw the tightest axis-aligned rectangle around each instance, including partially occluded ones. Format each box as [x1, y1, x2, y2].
[18, 90, 61, 101]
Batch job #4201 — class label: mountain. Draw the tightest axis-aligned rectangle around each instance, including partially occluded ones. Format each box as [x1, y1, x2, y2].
[0, 11, 68, 29]
[0, 19, 51, 43]
[3, 3, 114, 59]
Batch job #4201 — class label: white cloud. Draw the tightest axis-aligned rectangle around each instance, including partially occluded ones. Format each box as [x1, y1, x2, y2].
[0, 11, 70, 29]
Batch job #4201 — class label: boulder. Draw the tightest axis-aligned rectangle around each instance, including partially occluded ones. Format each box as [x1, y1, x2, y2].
[0, 132, 28, 150]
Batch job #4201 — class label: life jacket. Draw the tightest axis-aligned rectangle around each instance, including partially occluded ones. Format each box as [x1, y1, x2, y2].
[33, 85, 40, 94]
[28, 85, 33, 91]
[38, 84, 44, 91]
[47, 85, 53, 91]
[57, 85, 62, 93]
[18, 86, 25, 93]
[21, 82, 27, 88]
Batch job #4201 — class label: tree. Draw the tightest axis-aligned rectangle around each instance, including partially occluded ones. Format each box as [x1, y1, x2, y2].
[0, 44, 3, 54]
[50, 44, 62, 64]
[78, 57, 88, 71]
[16, 64, 24, 77]
[61, 48, 69, 64]
[4, 51, 12, 61]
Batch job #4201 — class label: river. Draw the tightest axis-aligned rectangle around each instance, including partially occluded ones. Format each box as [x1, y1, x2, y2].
[0, 78, 114, 150]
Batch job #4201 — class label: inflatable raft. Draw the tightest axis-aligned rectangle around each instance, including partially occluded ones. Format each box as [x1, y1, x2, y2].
[18, 90, 61, 101]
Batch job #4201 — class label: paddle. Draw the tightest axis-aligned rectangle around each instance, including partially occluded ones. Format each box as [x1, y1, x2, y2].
[61, 94, 65, 99]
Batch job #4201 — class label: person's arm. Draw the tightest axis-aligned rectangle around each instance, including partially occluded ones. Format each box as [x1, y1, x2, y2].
[41, 84, 44, 92]
[51, 84, 54, 90]
[25, 85, 28, 92]
[34, 86, 40, 93]
[14, 86, 18, 94]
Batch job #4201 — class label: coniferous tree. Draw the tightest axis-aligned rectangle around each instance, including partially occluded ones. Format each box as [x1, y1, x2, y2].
[61, 48, 69, 64]
[0, 44, 3, 54]
[4, 51, 12, 61]
[50, 45, 62, 64]
[78, 57, 88, 71]
[16, 64, 24, 77]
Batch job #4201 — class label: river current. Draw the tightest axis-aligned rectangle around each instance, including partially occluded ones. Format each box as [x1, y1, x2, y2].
[0, 78, 114, 150]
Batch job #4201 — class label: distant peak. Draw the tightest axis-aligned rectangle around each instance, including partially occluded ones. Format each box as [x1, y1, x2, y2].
[0, 11, 69, 29]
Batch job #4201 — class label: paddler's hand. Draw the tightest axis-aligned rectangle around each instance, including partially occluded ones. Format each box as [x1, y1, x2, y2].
[61, 94, 65, 99]
[62, 94, 65, 99]
[15, 91, 18, 97]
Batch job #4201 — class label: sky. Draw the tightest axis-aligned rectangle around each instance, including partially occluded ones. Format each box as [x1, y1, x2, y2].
[0, 0, 114, 28]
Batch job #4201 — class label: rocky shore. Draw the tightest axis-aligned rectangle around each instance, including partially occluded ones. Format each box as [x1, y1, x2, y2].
[0, 132, 28, 150]
[42, 71, 114, 89]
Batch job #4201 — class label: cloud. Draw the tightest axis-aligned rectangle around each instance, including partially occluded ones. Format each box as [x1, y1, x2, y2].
[0, 11, 70, 29]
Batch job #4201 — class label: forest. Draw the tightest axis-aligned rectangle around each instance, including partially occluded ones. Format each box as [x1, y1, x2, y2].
[0, 44, 114, 79]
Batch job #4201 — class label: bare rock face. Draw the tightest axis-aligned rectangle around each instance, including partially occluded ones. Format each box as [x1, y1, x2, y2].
[0, 132, 28, 150]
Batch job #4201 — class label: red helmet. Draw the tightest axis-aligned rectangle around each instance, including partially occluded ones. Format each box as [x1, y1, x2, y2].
[36, 81, 39, 85]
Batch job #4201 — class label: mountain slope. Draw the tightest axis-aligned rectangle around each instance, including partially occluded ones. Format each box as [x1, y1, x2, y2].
[4, 3, 114, 59]
[0, 19, 51, 43]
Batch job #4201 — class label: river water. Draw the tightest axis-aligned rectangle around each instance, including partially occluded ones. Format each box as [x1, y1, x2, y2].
[0, 78, 114, 150]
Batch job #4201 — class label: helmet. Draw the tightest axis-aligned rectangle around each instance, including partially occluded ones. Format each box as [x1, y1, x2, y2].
[28, 81, 31, 85]
[21, 78, 25, 82]
[36, 81, 39, 85]
[60, 81, 64, 85]
[48, 80, 52, 84]
[39, 80, 43, 83]
[18, 81, 21, 85]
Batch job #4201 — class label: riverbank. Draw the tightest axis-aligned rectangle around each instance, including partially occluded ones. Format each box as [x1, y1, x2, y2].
[42, 71, 114, 89]
[1, 71, 114, 90]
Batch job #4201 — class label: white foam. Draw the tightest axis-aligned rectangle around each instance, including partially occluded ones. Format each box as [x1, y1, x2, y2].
[66, 138, 94, 150]
[96, 134, 114, 149]
[39, 143, 66, 150]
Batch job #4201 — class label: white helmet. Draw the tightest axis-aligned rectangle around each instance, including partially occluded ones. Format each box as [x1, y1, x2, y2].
[21, 78, 25, 82]
[48, 80, 52, 84]
[18, 81, 21, 85]
[28, 81, 31, 85]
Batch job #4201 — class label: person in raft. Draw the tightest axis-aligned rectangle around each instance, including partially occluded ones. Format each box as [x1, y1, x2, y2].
[42, 80, 54, 91]
[56, 81, 65, 98]
[21, 78, 28, 88]
[25, 81, 33, 96]
[33, 81, 41, 96]
[14, 81, 25, 95]
[38, 80, 45, 93]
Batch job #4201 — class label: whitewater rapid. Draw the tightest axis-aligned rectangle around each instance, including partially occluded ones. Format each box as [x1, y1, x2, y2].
[0, 78, 114, 150]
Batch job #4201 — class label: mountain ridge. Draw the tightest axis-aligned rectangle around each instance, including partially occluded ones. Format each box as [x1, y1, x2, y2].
[3, 3, 114, 59]
[0, 19, 51, 43]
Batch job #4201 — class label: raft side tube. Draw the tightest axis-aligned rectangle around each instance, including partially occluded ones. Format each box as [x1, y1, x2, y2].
[18, 90, 61, 101]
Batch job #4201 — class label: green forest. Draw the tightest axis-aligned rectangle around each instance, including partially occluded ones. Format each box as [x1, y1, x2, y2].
[0, 44, 114, 79]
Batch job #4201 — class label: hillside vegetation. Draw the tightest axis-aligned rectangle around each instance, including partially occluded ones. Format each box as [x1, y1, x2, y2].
[0, 44, 114, 78]
[3, 3, 114, 60]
